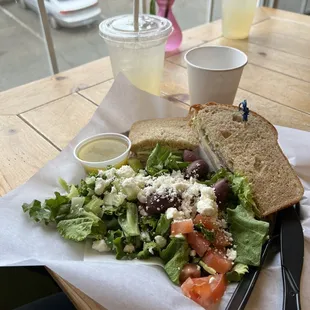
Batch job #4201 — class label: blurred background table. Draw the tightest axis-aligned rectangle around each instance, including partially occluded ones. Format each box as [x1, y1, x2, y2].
[0, 6, 310, 310]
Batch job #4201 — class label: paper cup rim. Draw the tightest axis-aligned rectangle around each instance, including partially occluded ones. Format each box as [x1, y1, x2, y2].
[184, 46, 248, 72]
[73, 133, 131, 167]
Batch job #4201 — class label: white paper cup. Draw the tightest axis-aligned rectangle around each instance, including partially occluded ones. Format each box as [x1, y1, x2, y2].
[184, 46, 248, 105]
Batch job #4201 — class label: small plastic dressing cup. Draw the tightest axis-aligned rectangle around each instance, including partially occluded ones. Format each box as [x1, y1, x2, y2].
[73, 133, 131, 173]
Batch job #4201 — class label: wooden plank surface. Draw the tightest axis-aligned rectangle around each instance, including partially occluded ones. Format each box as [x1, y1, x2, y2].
[234, 89, 310, 131]
[0, 115, 58, 196]
[262, 7, 310, 25]
[0, 58, 113, 115]
[79, 80, 114, 105]
[21, 93, 97, 150]
[240, 64, 310, 114]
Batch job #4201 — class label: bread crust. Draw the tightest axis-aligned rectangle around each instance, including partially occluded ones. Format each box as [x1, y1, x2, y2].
[191, 103, 304, 217]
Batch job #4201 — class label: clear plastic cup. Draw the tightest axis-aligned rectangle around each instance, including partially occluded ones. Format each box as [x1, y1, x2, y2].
[99, 14, 172, 95]
[222, 0, 257, 39]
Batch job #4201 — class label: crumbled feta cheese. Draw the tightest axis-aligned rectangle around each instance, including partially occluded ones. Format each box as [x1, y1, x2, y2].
[154, 235, 167, 248]
[190, 250, 196, 257]
[123, 243, 135, 253]
[104, 167, 117, 179]
[220, 218, 228, 229]
[165, 207, 185, 220]
[92, 239, 110, 252]
[85, 176, 96, 185]
[95, 178, 109, 195]
[226, 248, 237, 261]
[209, 276, 216, 284]
[140, 231, 150, 242]
[174, 233, 184, 239]
[117, 165, 136, 178]
[196, 198, 217, 217]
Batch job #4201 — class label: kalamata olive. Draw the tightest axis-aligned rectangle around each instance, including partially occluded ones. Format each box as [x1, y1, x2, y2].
[213, 179, 230, 206]
[179, 263, 201, 284]
[185, 159, 209, 179]
[144, 193, 181, 215]
[183, 150, 200, 162]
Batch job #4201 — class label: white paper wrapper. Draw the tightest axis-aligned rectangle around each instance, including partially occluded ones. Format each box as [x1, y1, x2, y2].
[1, 75, 309, 310]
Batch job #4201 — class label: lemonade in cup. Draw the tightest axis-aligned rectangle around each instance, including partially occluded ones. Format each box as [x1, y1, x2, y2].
[99, 15, 172, 95]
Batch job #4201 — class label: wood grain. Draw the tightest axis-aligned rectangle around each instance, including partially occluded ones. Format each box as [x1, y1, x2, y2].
[0, 58, 113, 115]
[21, 94, 97, 149]
[234, 89, 310, 131]
[0, 116, 58, 196]
[79, 79, 114, 105]
[161, 61, 189, 103]
[240, 64, 310, 114]
[253, 18, 310, 42]
[249, 20, 310, 59]
[262, 7, 310, 25]
[47, 268, 107, 310]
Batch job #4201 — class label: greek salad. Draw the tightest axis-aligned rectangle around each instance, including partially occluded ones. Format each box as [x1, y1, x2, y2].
[22, 144, 269, 309]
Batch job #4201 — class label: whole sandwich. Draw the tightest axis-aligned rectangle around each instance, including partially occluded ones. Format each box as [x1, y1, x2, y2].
[130, 103, 304, 217]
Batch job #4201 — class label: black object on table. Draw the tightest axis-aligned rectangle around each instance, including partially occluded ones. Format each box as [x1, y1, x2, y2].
[0, 266, 76, 310]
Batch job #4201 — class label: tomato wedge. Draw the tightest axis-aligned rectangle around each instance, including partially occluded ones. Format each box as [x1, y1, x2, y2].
[202, 250, 232, 274]
[213, 229, 232, 248]
[181, 274, 227, 309]
[187, 232, 210, 257]
[193, 214, 219, 230]
[171, 219, 194, 235]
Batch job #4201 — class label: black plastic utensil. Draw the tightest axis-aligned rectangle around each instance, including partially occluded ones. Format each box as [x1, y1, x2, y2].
[280, 205, 304, 310]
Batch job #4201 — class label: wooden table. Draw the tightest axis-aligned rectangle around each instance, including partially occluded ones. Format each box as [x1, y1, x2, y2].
[1, 7, 310, 310]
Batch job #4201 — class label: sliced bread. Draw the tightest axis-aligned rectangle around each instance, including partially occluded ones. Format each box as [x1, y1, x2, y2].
[192, 102, 304, 217]
[129, 117, 199, 153]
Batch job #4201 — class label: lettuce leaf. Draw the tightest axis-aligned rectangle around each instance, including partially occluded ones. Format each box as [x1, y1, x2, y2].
[146, 144, 189, 176]
[137, 241, 158, 259]
[226, 263, 249, 282]
[227, 205, 269, 266]
[84, 196, 103, 217]
[160, 236, 186, 263]
[164, 241, 190, 284]
[118, 203, 140, 237]
[22, 200, 51, 224]
[57, 218, 94, 242]
[155, 214, 172, 236]
[23, 192, 70, 224]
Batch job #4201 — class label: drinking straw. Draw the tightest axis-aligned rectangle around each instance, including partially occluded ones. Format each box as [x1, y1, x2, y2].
[134, 0, 139, 32]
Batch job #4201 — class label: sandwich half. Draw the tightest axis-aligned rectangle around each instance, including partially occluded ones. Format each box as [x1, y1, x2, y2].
[129, 117, 199, 161]
[190, 102, 304, 217]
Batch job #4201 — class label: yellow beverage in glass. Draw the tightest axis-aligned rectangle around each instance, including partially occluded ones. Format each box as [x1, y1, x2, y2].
[99, 15, 172, 96]
[222, 0, 257, 39]
[108, 42, 166, 95]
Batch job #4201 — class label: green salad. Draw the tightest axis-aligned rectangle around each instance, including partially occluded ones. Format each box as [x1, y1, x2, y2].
[22, 144, 269, 309]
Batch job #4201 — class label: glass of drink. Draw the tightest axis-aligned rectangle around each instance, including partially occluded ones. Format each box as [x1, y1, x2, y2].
[222, 0, 257, 39]
[99, 15, 172, 95]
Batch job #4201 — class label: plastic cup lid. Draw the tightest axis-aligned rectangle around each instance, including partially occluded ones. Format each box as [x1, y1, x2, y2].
[99, 14, 172, 42]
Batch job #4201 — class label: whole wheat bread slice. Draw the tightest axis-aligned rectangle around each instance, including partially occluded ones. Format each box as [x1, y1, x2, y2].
[192, 102, 304, 217]
[129, 117, 199, 153]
